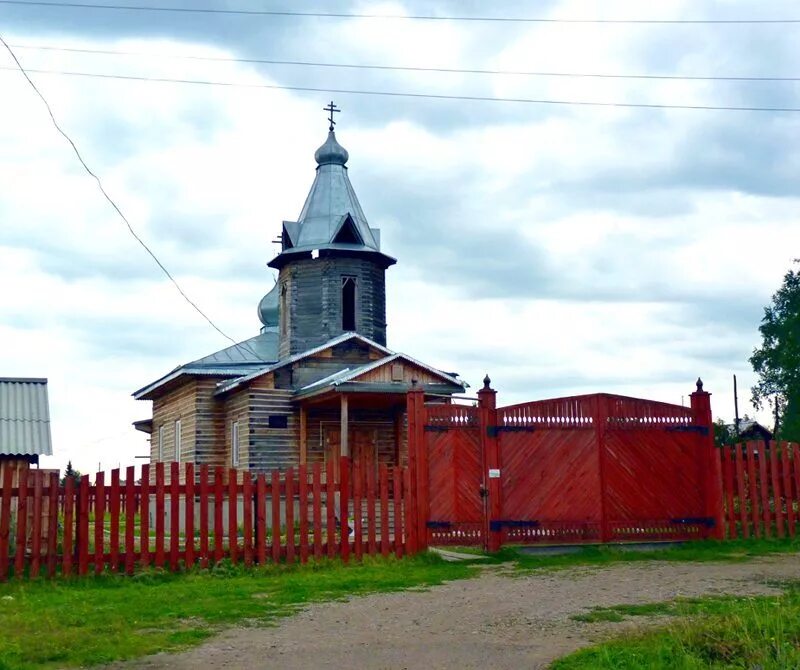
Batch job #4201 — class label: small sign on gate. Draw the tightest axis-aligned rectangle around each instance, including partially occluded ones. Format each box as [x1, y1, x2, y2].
[488, 469, 501, 479]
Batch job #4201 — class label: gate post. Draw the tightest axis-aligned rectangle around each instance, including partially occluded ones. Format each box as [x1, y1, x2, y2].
[594, 395, 611, 543]
[691, 378, 724, 540]
[479, 376, 502, 553]
[406, 380, 427, 552]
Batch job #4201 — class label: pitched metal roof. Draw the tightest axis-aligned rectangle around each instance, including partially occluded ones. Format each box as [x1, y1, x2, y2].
[269, 130, 395, 269]
[133, 332, 279, 400]
[295, 354, 465, 400]
[0, 378, 53, 456]
[214, 332, 393, 396]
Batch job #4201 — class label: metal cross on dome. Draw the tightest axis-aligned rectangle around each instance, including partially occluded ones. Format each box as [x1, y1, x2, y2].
[324, 100, 341, 131]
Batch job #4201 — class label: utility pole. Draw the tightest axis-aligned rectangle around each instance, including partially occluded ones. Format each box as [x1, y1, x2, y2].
[733, 374, 741, 441]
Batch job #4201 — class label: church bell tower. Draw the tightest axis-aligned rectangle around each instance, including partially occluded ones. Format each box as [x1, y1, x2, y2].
[263, 105, 396, 359]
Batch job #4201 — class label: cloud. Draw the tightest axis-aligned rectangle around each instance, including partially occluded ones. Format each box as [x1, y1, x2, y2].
[1, 1, 798, 476]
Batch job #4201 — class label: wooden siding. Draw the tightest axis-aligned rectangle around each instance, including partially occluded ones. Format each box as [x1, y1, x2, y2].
[223, 389, 249, 470]
[194, 378, 226, 470]
[278, 256, 387, 358]
[248, 389, 297, 472]
[151, 378, 228, 480]
[354, 359, 448, 385]
[151, 380, 197, 482]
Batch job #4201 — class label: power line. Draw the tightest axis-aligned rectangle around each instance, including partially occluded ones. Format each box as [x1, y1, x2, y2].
[0, 0, 798, 24]
[0, 35, 268, 360]
[10, 43, 800, 83]
[2, 64, 800, 113]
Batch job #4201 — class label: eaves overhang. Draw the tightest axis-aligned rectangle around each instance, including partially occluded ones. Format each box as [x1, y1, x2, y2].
[267, 246, 397, 270]
[293, 381, 466, 403]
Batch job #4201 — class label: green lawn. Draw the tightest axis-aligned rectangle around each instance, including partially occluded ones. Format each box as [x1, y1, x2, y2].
[2, 538, 799, 669]
[0, 554, 477, 669]
[553, 583, 800, 669]
[498, 536, 800, 572]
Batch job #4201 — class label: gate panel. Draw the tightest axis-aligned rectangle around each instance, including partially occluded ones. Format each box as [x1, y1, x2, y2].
[499, 429, 602, 544]
[604, 429, 708, 540]
[425, 404, 484, 546]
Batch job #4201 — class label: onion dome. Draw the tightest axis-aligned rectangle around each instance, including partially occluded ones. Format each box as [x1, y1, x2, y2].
[314, 131, 349, 166]
[257, 282, 279, 330]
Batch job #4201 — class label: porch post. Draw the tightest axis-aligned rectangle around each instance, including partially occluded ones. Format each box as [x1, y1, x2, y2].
[479, 375, 501, 553]
[393, 409, 403, 466]
[340, 393, 349, 457]
[691, 378, 724, 540]
[299, 405, 307, 465]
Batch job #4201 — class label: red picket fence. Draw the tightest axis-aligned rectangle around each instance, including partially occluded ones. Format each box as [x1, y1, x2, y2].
[720, 441, 800, 539]
[0, 457, 416, 580]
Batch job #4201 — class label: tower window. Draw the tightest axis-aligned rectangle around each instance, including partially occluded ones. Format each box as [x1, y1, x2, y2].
[280, 282, 289, 337]
[342, 276, 357, 331]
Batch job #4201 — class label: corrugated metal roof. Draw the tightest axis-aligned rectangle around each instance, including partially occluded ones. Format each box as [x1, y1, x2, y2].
[0, 378, 53, 456]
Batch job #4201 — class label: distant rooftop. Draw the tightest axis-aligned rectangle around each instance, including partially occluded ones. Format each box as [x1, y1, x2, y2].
[0, 378, 53, 457]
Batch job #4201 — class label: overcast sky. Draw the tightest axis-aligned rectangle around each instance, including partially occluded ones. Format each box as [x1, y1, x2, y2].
[1, 0, 798, 476]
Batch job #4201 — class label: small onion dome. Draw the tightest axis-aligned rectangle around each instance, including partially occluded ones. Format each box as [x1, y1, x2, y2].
[314, 130, 349, 166]
[258, 283, 279, 328]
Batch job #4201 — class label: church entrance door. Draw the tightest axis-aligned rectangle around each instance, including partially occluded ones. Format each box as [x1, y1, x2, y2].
[352, 428, 377, 478]
[323, 426, 377, 481]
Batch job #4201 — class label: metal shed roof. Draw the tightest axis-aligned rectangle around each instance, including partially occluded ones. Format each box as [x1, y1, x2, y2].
[0, 377, 53, 456]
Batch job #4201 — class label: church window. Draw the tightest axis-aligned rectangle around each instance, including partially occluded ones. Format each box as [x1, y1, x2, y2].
[342, 276, 357, 331]
[175, 419, 182, 463]
[268, 415, 288, 429]
[232, 421, 240, 467]
[280, 282, 289, 338]
[158, 425, 164, 461]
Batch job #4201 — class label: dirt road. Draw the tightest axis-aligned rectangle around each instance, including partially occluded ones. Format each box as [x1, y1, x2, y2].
[119, 554, 800, 670]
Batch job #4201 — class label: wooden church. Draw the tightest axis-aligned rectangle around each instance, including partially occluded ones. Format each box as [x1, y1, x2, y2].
[133, 110, 466, 476]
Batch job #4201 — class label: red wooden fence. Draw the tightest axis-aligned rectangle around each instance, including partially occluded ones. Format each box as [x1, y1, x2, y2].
[719, 441, 800, 539]
[0, 457, 413, 580]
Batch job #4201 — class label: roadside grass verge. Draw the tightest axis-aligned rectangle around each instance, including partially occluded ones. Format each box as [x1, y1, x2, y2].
[554, 582, 800, 669]
[484, 536, 800, 573]
[0, 553, 478, 669]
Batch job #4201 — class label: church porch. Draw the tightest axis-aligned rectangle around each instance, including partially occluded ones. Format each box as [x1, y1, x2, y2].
[296, 388, 408, 478]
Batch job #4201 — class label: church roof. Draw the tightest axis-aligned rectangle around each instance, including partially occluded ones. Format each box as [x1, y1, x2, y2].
[269, 129, 396, 269]
[213, 332, 392, 396]
[132, 331, 279, 400]
[214, 333, 466, 398]
[298, 353, 465, 394]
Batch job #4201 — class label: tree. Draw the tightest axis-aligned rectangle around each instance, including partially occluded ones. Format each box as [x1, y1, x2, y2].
[713, 417, 733, 448]
[750, 260, 800, 441]
[60, 460, 82, 486]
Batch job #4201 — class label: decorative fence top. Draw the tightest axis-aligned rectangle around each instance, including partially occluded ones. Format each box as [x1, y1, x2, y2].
[496, 393, 693, 429]
[605, 395, 693, 428]
[425, 403, 479, 428]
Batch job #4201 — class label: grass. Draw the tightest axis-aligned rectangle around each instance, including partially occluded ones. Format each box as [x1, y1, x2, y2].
[0, 553, 478, 669]
[3, 537, 799, 668]
[486, 536, 800, 573]
[553, 583, 800, 669]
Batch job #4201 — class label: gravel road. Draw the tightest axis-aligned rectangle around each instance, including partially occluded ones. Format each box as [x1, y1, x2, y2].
[116, 554, 800, 670]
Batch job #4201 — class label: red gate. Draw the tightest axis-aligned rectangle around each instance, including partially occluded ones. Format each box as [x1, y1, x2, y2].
[407, 379, 723, 551]
[423, 404, 485, 546]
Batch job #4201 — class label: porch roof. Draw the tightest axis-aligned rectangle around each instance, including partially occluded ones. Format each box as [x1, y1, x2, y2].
[292, 353, 465, 403]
